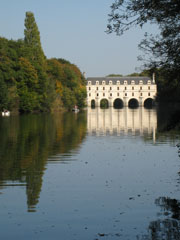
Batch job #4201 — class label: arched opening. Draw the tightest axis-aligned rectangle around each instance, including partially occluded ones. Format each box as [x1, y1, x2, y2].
[144, 98, 154, 108]
[128, 98, 139, 108]
[100, 99, 109, 109]
[91, 99, 95, 108]
[113, 98, 124, 109]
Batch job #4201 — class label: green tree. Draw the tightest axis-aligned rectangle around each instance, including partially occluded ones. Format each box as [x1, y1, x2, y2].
[24, 12, 45, 63]
[107, 0, 180, 102]
[24, 12, 54, 111]
[47, 58, 86, 110]
[16, 57, 39, 112]
[106, 74, 123, 77]
[0, 75, 9, 111]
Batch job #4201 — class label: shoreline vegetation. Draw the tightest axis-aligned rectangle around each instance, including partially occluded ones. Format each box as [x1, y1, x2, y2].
[1, 10, 180, 115]
[0, 12, 87, 114]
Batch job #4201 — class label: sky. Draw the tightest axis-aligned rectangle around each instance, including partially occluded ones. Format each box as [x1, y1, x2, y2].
[0, 0, 157, 77]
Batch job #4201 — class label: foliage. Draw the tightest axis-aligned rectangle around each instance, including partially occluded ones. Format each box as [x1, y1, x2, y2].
[107, 0, 180, 102]
[100, 99, 109, 109]
[47, 58, 86, 110]
[0, 12, 86, 113]
[0, 76, 9, 111]
[106, 74, 123, 77]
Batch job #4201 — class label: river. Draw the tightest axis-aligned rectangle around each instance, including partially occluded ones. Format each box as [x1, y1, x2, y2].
[0, 107, 180, 240]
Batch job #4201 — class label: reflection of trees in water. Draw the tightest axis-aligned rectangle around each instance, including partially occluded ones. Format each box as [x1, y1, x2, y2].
[157, 105, 180, 132]
[137, 197, 180, 240]
[0, 112, 87, 212]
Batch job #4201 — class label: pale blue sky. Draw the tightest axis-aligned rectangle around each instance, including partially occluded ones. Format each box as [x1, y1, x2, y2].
[0, 0, 157, 77]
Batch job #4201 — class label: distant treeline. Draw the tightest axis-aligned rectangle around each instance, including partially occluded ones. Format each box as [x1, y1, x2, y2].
[0, 12, 86, 113]
[106, 70, 150, 77]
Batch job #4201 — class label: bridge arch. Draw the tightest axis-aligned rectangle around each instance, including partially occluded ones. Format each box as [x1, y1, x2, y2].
[144, 98, 154, 108]
[100, 98, 109, 109]
[113, 98, 124, 109]
[91, 99, 95, 108]
[128, 98, 139, 108]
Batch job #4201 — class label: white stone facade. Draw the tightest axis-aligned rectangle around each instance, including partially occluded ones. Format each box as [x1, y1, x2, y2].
[86, 77, 157, 107]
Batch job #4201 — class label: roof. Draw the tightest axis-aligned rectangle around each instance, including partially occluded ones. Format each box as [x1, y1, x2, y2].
[86, 77, 154, 85]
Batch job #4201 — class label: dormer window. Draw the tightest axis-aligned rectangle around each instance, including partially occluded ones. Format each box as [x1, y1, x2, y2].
[117, 81, 120, 85]
[147, 80, 151, 84]
[109, 81, 112, 85]
[96, 81, 99, 85]
[139, 80, 143, 85]
[102, 81, 105, 85]
[124, 80, 127, 85]
[88, 81, 91, 85]
[131, 80, 135, 85]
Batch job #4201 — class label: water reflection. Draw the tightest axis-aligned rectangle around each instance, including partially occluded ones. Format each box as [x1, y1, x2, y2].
[87, 107, 157, 139]
[138, 197, 180, 240]
[0, 112, 87, 212]
[1, 107, 180, 239]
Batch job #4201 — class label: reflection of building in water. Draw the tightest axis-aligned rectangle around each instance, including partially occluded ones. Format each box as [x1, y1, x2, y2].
[87, 107, 157, 139]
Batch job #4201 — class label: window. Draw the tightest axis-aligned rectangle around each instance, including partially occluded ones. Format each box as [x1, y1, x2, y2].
[88, 81, 91, 85]
[109, 81, 112, 85]
[125, 87, 127, 90]
[110, 93, 112, 97]
[96, 87, 98, 90]
[124, 81, 127, 85]
[148, 86, 150, 90]
[103, 93, 105, 97]
[89, 93, 91, 97]
[97, 93, 99, 97]
[102, 81, 105, 85]
[117, 87, 119, 90]
[132, 86, 134, 90]
[117, 93, 119, 96]
[148, 93, 150, 96]
[96, 81, 99, 85]
[89, 87, 91, 90]
[117, 81, 120, 85]
[103, 87, 105, 90]
[110, 87, 112, 90]
[139, 80, 143, 84]
[140, 93, 143, 96]
[140, 86, 142, 90]
[125, 93, 127, 96]
[131, 80, 135, 85]
[132, 93, 134, 96]
[148, 80, 151, 84]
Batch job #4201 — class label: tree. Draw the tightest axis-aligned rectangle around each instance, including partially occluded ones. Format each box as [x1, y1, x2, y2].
[16, 57, 39, 112]
[107, 0, 180, 101]
[106, 74, 123, 77]
[24, 12, 45, 63]
[0, 75, 9, 111]
[24, 12, 52, 111]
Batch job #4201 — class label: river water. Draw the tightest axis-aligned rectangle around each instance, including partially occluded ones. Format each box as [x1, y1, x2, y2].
[0, 107, 180, 240]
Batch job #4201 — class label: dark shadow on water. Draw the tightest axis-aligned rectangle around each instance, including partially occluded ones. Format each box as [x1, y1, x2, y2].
[137, 197, 180, 240]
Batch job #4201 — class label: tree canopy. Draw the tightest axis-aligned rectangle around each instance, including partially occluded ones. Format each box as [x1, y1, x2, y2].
[0, 12, 86, 112]
[107, 0, 180, 102]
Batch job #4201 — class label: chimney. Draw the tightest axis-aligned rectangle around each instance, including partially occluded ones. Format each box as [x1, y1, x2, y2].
[152, 73, 155, 83]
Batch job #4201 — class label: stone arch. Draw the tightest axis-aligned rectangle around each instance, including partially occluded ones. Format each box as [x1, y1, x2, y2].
[91, 99, 95, 108]
[100, 98, 109, 109]
[144, 98, 154, 108]
[113, 98, 124, 109]
[128, 98, 139, 108]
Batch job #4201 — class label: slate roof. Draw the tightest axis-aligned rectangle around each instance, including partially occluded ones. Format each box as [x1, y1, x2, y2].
[86, 77, 154, 85]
